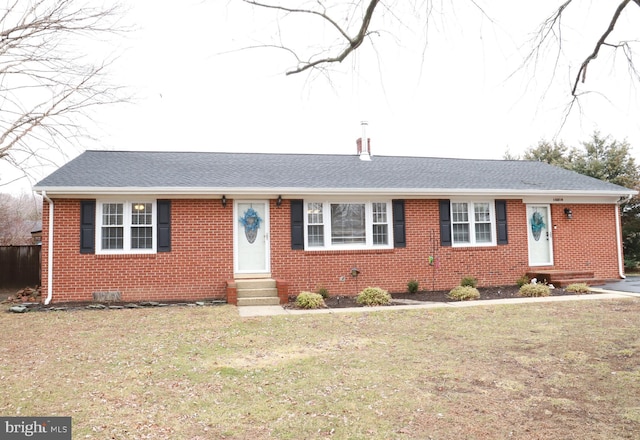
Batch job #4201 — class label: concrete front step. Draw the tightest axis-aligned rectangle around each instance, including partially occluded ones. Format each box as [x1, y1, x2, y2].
[237, 296, 281, 306]
[235, 279, 276, 289]
[237, 288, 279, 298]
[235, 278, 279, 306]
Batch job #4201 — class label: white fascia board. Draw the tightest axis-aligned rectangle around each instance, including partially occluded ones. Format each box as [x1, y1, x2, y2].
[521, 195, 626, 204]
[34, 186, 636, 201]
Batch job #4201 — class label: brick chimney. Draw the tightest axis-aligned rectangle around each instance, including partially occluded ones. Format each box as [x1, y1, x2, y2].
[357, 121, 371, 161]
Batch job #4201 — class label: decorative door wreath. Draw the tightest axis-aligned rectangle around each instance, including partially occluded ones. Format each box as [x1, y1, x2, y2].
[530, 211, 546, 241]
[239, 207, 262, 244]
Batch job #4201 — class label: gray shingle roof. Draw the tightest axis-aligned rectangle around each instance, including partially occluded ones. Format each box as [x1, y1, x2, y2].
[34, 150, 635, 197]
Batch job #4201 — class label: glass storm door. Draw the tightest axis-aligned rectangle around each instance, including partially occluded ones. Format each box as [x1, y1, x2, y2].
[235, 201, 270, 273]
[527, 205, 553, 266]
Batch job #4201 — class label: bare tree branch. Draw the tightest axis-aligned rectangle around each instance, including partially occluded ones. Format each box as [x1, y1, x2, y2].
[242, 0, 640, 127]
[242, 0, 353, 42]
[511, 0, 640, 126]
[0, 0, 126, 184]
[571, 0, 638, 96]
[242, 0, 381, 75]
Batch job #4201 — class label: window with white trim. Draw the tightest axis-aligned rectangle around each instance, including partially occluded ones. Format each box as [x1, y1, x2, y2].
[305, 200, 392, 249]
[372, 202, 389, 245]
[101, 203, 124, 249]
[451, 201, 495, 246]
[307, 202, 324, 247]
[97, 201, 156, 253]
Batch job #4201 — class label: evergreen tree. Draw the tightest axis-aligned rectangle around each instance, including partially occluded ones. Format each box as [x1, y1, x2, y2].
[523, 140, 573, 168]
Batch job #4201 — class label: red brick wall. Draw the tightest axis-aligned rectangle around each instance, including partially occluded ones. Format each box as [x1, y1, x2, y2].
[542, 204, 621, 276]
[42, 197, 623, 303]
[42, 199, 234, 303]
[270, 200, 623, 296]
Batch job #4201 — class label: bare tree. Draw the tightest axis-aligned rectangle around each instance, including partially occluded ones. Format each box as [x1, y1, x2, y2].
[0, 192, 42, 245]
[0, 0, 125, 185]
[240, 0, 640, 100]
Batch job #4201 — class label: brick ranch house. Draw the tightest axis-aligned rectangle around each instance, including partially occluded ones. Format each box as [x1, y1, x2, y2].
[34, 147, 636, 305]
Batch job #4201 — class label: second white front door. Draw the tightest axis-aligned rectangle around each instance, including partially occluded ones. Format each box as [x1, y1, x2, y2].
[527, 204, 553, 266]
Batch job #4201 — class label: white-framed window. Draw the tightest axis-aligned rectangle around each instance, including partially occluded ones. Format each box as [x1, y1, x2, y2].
[372, 202, 389, 245]
[451, 201, 495, 246]
[305, 200, 392, 250]
[96, 200, 156, 254]
[307, 202, 324, 247]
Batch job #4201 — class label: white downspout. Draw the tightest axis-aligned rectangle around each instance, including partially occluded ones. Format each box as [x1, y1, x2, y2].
[42, 191, 54, 304]
[615, 203, 626, 279]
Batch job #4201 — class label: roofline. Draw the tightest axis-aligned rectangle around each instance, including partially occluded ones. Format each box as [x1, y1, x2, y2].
[33, 186, 637, 199]
[74, 149, 528, 161]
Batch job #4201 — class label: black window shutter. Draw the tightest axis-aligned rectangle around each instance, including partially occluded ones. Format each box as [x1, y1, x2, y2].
[80, 200, 95, 254]
[290, 199, 304, 250]
[157, 200, 171, 252]
[495, 199, 508, 245]
[439, 199, 452, 247]
[392, 199, 406, 248]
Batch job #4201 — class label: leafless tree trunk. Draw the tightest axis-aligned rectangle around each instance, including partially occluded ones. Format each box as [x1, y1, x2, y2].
[0, 0, 125, 185]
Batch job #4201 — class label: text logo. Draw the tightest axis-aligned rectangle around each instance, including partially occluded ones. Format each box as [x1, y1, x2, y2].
[0, 417, 71, 439]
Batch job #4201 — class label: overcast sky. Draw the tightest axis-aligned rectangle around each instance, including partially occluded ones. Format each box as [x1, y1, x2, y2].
[2, 0, 640, 193]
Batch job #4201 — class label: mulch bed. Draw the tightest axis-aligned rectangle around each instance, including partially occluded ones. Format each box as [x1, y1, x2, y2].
[293, 285, 586, 309]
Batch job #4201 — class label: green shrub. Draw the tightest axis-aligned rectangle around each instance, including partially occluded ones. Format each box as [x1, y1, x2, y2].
[407, 279, 419, 294]
[356, 287, 391, 306]
[460, 276, 478, 288]
[316, 286, 329, 299]
[624, 259, 639, 271]
[516, 275, 530, 288]
[447, 285, 480, 301]
[565, 283, 591, 294]
[295, 291, 326, 309]
[519, 283, 551, 297]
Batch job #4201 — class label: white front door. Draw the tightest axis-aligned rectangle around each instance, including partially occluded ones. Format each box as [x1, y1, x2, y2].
[235, 201, 270, 274]
[527, 204, 553, 266]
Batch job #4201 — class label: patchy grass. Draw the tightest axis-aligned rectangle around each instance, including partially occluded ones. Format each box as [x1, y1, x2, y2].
[2, 299, 640, 439]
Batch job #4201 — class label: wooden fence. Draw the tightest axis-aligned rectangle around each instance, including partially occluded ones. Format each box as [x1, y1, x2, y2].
[0, 245, 41, 288]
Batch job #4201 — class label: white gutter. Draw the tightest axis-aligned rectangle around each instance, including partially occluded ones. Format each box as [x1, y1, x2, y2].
[41, 191, 54, 305]
[32, 185, 637, 199]
[615, 203, 626, 279]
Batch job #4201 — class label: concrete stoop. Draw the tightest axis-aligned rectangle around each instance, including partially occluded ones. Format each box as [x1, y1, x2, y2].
[235, 279, 280, 306]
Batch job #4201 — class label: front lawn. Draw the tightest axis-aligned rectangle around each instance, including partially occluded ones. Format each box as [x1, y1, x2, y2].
[1, 299, 639, 439]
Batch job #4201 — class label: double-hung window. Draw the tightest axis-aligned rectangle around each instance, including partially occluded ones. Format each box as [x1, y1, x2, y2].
[307, 202, 324, 247]
[305, 200, 392, 249]
[451, 201, 495, 246]
[97, 201, 156, 253]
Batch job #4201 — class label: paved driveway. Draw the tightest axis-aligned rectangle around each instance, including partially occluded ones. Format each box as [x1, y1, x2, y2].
[599, 275, 640, 293]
